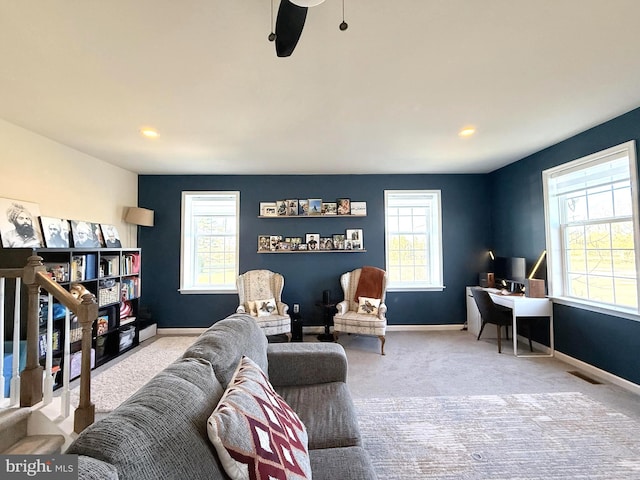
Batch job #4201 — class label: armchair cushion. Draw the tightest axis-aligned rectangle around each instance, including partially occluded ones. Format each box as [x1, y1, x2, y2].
[255, 298, 277, 317]
[357, 297, 380, 315]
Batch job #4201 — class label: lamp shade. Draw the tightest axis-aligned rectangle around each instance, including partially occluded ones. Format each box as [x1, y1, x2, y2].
[290, 0, 325, 6]
[124, 207, 154, 227]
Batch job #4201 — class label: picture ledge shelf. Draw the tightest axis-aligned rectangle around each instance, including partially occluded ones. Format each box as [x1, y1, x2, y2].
[258, 215, 366, 219]
[257, 250, 367, 254]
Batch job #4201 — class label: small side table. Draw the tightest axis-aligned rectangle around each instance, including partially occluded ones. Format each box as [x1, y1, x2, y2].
[315, 301, 337, 342]
[291, 312, 304, 342]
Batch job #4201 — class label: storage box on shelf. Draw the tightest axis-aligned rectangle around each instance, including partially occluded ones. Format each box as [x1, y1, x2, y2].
[0, 247, 143, 388]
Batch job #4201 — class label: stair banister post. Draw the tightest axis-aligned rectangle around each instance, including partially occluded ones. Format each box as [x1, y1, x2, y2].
[74, 292, 98, 433]
[20, 255, 45, 407]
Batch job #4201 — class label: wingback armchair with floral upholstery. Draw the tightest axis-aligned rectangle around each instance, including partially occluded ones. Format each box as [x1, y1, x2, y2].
[236, 269, 291, 341]
[333, 266, 388, 355]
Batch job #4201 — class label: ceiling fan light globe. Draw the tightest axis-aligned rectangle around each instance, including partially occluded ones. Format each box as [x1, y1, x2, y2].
[289, 0, 326, 6]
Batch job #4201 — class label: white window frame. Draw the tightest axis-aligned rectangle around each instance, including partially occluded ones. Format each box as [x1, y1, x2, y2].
[384, 190, 444, 291]
[542, 140, 640, 319]
[179, 191, 240, 294]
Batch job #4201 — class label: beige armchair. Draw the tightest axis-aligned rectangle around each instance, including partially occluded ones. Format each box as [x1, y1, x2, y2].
[236, 269, 291, 341]
[333, 267, 388, 355]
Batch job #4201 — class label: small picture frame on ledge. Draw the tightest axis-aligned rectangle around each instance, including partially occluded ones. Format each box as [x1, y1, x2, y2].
[308, 199, 322, 216]
[337, 198, 351, 215]
[322, 202, 337, 215]
[260, 202, 277, 217]
[350, 201, 367, 216]
[258, 235, 271, 251]
[298, 199, 309, 216]
[306, 233, 320, 250]
[276, 200, 287, 216]
[346, 228, 363, 250]
[286, 199, 299, 216]
[333, 233, 345, 250]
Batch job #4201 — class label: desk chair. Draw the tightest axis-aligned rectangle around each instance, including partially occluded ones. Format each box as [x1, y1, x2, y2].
[471, 287, 533, 354]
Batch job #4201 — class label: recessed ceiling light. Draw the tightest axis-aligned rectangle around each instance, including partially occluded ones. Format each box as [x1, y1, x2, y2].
[140, 128, 159, 138]
[458, 126, 476, 137]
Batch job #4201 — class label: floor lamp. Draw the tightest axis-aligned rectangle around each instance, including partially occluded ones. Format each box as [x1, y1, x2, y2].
[124, 207, 154, 247]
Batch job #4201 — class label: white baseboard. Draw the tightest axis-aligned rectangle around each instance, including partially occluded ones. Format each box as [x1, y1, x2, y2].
[157, 327, 207, 335]
[553, 350, 640, 396]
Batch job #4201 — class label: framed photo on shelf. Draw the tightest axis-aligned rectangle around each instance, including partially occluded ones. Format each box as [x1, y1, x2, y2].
[276, 200, 288, 216]
[298, 199, 309, 216]
[39, 216, 70, 248]
[0, 197, 44, 248]
[260, 202, 277, 217]
[100, 224, 122, 248]
[258, 235, 271, 252]
[333, 233, 345, 250]
[298, 243, 308, 251]
[70, 220, 104, 248]
[345, 228, 363, 250]
[286, 199, 299, 216]
[322, 202, 337, 215]
[308, 199, 322, 216]
[305, 233, 320, 251]
[320, 237, 334, 250]
[270, 235, 282, 251]
[337, 198, 351, 215]
[350, 201, 367, 216]
[290, 237, 302, 250]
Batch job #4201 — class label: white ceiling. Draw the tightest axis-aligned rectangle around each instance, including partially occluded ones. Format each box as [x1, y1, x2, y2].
[2, 0, 640, 175]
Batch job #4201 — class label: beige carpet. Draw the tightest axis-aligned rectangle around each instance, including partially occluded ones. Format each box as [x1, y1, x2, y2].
[354, 392, 640, 479]
[70, 336, 197, 412]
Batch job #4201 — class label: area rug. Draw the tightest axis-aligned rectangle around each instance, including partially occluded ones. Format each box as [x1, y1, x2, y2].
[354, 392, 640, 479]
[70, 336, 197, 413]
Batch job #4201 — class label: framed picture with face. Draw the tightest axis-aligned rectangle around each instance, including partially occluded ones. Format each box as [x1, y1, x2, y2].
[0, 197, 44, 248]
[40, 216, 71, 248]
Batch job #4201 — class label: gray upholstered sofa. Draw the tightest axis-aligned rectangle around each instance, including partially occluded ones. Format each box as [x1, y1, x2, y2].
[66, 313, 376, 480]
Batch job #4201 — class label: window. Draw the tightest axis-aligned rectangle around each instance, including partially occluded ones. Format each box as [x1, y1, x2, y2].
[543, 141, 640, 315]
[180, 191, 239, 293]
[384, 190, 443, 291]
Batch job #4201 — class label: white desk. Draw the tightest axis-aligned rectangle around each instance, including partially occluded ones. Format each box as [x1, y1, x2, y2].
[487, 290, 554, 357]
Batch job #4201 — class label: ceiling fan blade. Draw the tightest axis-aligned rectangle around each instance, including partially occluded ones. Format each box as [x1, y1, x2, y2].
[275, 0, 308, 57]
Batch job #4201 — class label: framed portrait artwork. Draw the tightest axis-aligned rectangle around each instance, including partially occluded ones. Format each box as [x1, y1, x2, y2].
[276, 200, 288, 216]
[100, 224, 122, 248]
[70, 220, 104, 248]
[258, 235, 270, 251]
[298, 199, 309, 216]
[40, 216, 70, 248]
[333, 233, 345, 250]
[286, 199, 299, 216]
[0, 197, 44, 248]
[305, 233, 320, 251]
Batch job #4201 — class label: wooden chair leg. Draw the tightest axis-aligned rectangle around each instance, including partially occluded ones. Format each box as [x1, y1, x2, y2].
[285, 332, 292, 342]
[378, 335, 386, 355]
[477, 322, 486, 340]
[333, 331, 339, 342]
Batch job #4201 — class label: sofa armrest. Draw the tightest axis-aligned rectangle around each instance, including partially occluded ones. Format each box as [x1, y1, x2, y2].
[267, 343, 348, 387]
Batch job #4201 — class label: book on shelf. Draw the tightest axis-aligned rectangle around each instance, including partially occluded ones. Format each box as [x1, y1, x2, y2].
[70, 255, 86, 282]
[122, 252, 141, 274]
[121, 277, 140, 299]
[99, 255, 120, 277]
[120, 316, 136, 326]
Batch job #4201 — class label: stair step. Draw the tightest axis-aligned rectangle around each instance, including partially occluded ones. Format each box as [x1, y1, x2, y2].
[2, 434, 66, 455]
[0, 408, 30, 453]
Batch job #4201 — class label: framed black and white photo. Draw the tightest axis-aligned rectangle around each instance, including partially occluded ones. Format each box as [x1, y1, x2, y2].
[100, 224, 122, 248]
[0, 197, 44, 248]
[337, 198, 351, 215]
[276, 200, 288, 216]
[70, 220, 104, 248]
[333, 233, 345, 250]
[305, 233, 320, 250]
[320, 237, 334, 250]
[290, 237, 302, 250]
[40, 216, 70, 248]
[308, 199, 322, 216]
[260, 202, 277, 217]
[258, 235, 271, 251]
[346, 228, 363, 249]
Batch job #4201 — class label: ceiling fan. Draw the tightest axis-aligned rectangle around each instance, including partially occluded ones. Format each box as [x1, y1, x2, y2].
[269, 0, 348, 57]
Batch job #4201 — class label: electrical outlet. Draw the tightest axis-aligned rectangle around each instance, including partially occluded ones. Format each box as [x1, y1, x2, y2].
[293, 304, 299, 313]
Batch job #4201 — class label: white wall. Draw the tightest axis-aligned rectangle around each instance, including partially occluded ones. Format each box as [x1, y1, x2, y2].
[0, 119, 139, 247]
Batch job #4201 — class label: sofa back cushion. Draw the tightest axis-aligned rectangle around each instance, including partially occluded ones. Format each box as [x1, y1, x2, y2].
[182, 313, 269, 388]
[68, 357, 226, 480]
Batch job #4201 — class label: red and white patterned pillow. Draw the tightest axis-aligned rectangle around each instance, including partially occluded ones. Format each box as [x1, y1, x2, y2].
[207, 356, 311, 480]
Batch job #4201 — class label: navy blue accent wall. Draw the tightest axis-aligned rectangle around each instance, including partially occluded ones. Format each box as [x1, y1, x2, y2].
[138, 174, 490, 329]
[490, 106, 640, 385]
